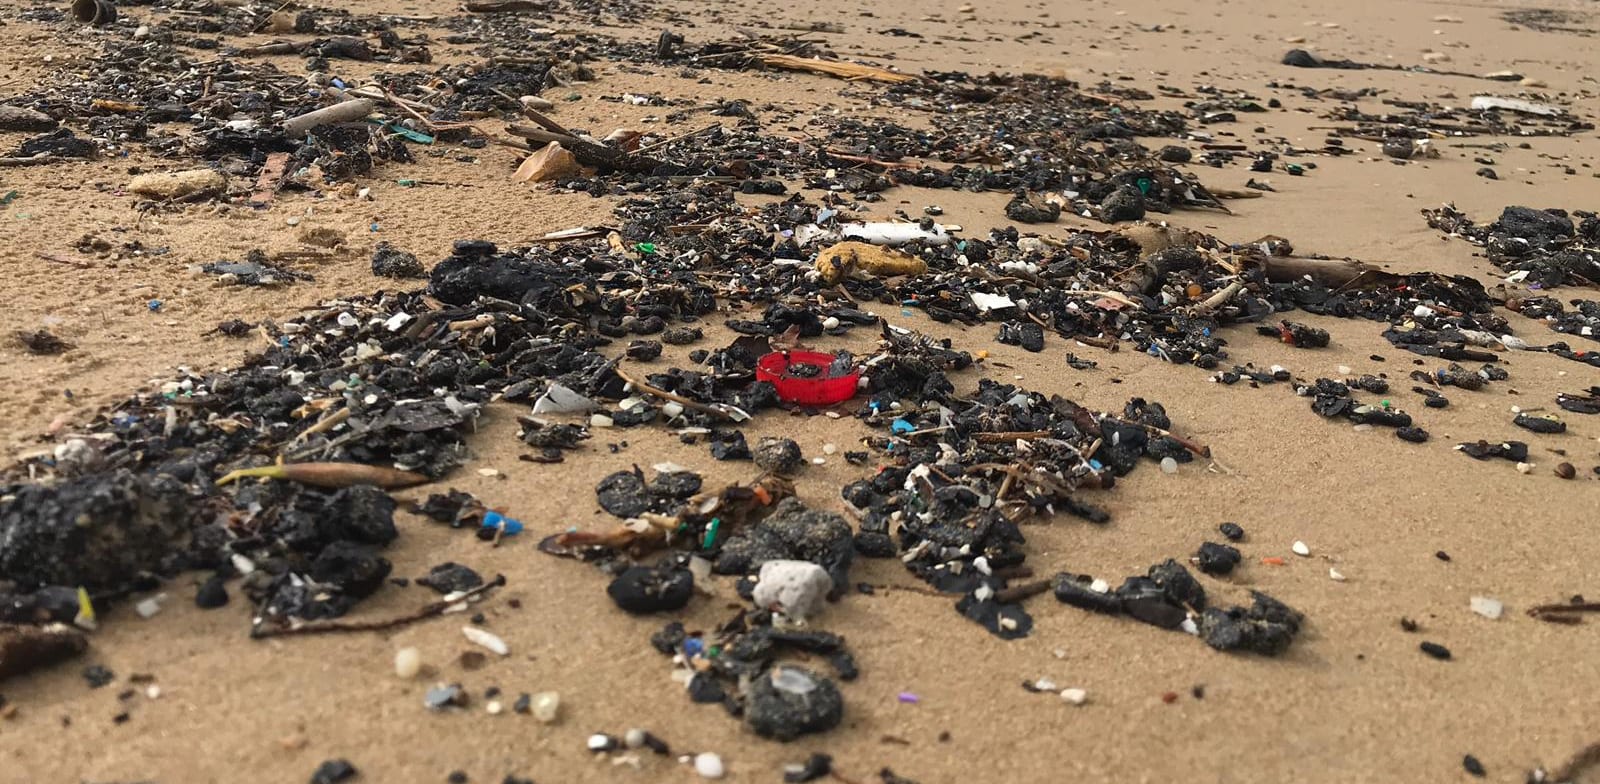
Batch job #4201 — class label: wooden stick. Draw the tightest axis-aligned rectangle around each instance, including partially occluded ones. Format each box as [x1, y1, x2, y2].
[251, 575, 506, 638]
[612, 363, 737, 421]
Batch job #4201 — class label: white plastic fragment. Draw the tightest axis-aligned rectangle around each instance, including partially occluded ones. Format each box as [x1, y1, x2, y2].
[1060, 688, 1088, 705]
[533, 383, 597, 415]
[1159, 457, 1179, 474]
[134, 595, 165, 619]
[751, 560, 833, 621]
[1470, 596, 1504, 620]
[1329, 568, 1346, 582]
[1516, 462, 1534, 474]
[694, 752, 726, 779]
[1034, 677, 1057, 692]
[590, 414, 615, 428]
[971, 292, 1018, 312]
[462, 626, 509, 656]
[840, 221, 951, 246]
[486, 700, 503, 715]
[1292, 541, 1311, 557]
[587, 734, 612, 751]
[395, 647, 422, 679]
[1470, 95, 1562, 117]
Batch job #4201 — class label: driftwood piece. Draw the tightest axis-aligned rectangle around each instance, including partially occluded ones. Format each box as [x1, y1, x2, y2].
[505, 124, 663, 173]
[0, 623, 87, 681]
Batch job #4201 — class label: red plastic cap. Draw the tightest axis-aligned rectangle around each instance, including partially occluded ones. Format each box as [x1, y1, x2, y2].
[756, 351, 860, 406]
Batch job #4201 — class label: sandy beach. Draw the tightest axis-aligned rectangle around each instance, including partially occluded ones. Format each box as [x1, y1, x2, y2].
[2, 0, 1599, 781]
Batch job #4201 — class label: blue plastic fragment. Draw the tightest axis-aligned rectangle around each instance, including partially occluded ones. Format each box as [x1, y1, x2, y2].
[683, 637, 705, 657]
[481, 510, 523, 536]
[147, 299, 162, 312]
[1089, 459, 1104, 471]
[891, 418, 915, 435]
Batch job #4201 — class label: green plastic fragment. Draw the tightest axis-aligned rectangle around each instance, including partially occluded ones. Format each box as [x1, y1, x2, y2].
[702, 517, 722, 550]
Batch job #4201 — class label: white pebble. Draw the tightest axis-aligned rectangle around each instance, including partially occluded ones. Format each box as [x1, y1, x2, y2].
[694, 752, 725, 779]
[662, 401, 685, 418]
[1337, 365, 1352, 375]
[591, 414, 615, 428]
[1159, 457, 1178, 474]
[822, 443, 838, 455]
[1470, 596, 1504, 620]
[486, 700, 503, 715]
[624, 728, 647, 748]
[822, 316, 841, 330]
[462, 626, 509, 656]
[752, 560, 833, 621]
[1516, 462, 1533, 474]
[1052, 648, 1067, 659]
[394, 647, 422, 678]
[1089, 578, 1110, 594]
[145, 685, 161, 699]
[587, 734, 613, 751]
[811, 457, 826, 465]
[1034, 677, 1057, 692]
[1329, 568, 1346, 582]
[477, 467, 500, 477]
[531, 691, 561, 723]
[1060, 688, 1088, 705]
[1292, 541, 1311, 557]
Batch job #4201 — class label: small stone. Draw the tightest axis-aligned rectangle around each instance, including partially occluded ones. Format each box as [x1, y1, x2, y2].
[588, 733, 617, 752]
[1291, 541, 1311, 557]
[1219, 522, 1245, 541]
[395, 647, 422, 679]
[746, 666, 844, 740]
[608, 564, 694, 614]
[822, 316, 841, 330]
[531, 691, 560, 723]
[624, 728, 647, 749]
[1420, 641, 1452, 660]
[1469, 596, 1503, 620]
[425, 684, 465, 710]
[1195, 542, 1241, 576]
[1033, 677, 1057, 692]
[145, 685, 161, 699]
[195, 574, 229, 609]
[751, 560, 833, 621]
[1159, 457, 1178, 474]
[694, 752, 725, 779]
[822, 443, 838, 455]
[1515, 462, 1533, 474]
[1463, 754, 1486, 777]
[754, 437, 805, 475]
[486, 700, 503, 715]
[1060, 688, 1088, 705]
[309, 759, 358, 784]
[1329, 568, 1346, 582]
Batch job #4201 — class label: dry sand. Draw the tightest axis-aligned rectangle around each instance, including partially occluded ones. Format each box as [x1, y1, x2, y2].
[2, 0, 1600, 781]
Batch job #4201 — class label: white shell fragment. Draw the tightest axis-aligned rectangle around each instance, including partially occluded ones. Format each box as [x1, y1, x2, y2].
[462, 626, 509, 656]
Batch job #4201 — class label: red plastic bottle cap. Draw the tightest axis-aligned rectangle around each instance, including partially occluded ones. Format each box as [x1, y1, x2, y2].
[756, 351, 860, 406]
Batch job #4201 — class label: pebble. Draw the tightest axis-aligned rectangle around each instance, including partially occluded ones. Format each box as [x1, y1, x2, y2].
[1292, 540, 1311, 557]
[662, 401, 685, 418]
[624, 728, 647, 748]
[531, 691, 561, 723]
[1420, 641, 1452, 660]
[395, 647, 422, 679]
[822, 443, 838, 455]
[822, 316, 841, 330]
[1159, 457, 1178, 474]
[1060, 688, 1088, 705]
[486, 700, 503, 715]
[1337, 365, 1352, 375]
[145, 685, 161, 699]
[588, 734, 617, 752]
[694, 752, 725, 779]
[1329, 568, 1346, 582]
[462, 626, 509, 656]
[1515, 462, 1533, 474]
[1033, 677, 1057, 692]
[1469, 596, 1503, 620]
